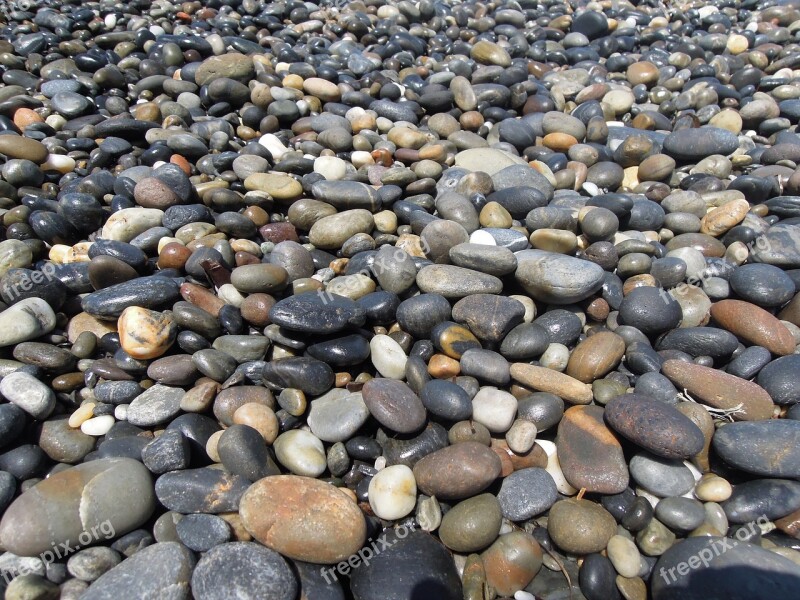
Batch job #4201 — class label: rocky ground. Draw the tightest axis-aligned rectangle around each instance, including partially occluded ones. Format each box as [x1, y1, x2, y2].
[0, 0, 800, 598]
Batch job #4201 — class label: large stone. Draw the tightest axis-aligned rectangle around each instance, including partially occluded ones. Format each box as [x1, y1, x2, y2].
[514, 250, 605, 304]
[0, 458, 154, 556]
[80, 542, 194, 600]
[239, 475, 367, 564]
[556, 405, 629, 494]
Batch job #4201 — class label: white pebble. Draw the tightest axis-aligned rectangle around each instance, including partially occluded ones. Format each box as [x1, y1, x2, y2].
[314, 156, 347, 181]
[540, 343, 570, 371]
[217, 283, 244, 307]
[472, 387, 517, 433]
[273, 430, 326, 477]
[114, 405, 128, 421]
[469, 229, 497, 245]
[81, 415, 115, 436]
[258, 134, 289, 161]
[370, 334, 407, 380]
[0, 371, 55, 419]
[368, 464, 417, 520]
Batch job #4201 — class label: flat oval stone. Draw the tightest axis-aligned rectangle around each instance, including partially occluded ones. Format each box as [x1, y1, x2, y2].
[656, 327, 739, 360]
[497, 467, 559, 521]
[155, 468, 251, 514]
[757, 355, 800, 405]
[713, 420, 800, 477]
[662, 360, 775, 421]
[566, 331, 625, 383]
[449, 243, 517, 277]
[362, 378, 426, 434]
[662, 127, 739, 161]
[80, 542, 194, 600]
[604, 394, 705, 459]
[127, 384, 184, 427]
[556, 405, 629, 494]
[0, 298, 57, 347]
[412, 441, 501, 500]
[722, 478, 800, 523]
[730, 263, 795, 307]
[548, 498, 617, 554]
[350, 530, 461, 600]
[420, 380, 472, 421]
[710, 299, 796, 356]
[439, 493, 502, 553]
[629, 452, 695, 497]
[262, 357, 334, 396]
[81, 276, 180, 320]
[0, 135, 48, 163]
[269, 293, 366, 334]
[239, 475, 367, 564]
[191, 542, 297, 600]
[652, 537, 800, 600]
[515, 250, 605, 304]
[416, 264, 502, 298]
[307, 390, 369, 443]
[0, 458, 155, 556]
[309, 209, 374, 250]
[0, 371, 55, 419]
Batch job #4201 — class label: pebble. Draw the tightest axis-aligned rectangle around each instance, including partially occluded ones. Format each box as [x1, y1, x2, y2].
[80, 543, 194, 600]
[605, 394, 705, 459]
[497, 467, 558, 521]
[368, 464, 417, 520]
[515, 250, 605, 304]
[0, 458, 154, 556]
[713, 420, 800, 478]
[439, 493, 502, 552]
[412, 442, 501, 500]
[548, 498, 617, 555]
[556, 405, 629, 494]
[662, 360, 775, 421]
[652, 537, 800, 600]
[629, 452, 696, 497]
[0, 371, 55, 419]
[191, 542, 296, 600]
[240, 475, 366, 564]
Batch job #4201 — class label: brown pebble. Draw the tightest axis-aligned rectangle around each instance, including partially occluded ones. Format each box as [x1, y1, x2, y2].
[157, 242, 192, 270]
[428, 354, 461, 378]
[710, 299, 796, 356]
[565, 331, 625, 383]
[556, 405, 629, 494]
[240, 293, 275, 327]
[510, 363, 593, 405]
[662, 359, 775, 421]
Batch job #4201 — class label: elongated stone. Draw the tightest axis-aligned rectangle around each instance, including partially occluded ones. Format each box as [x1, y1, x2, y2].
[604, 393, 705, 459]
[662, 360, 775, 421]
[510, 363, 593, 404]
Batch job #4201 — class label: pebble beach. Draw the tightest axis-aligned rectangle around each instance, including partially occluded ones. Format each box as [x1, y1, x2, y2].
[1, 0, 800, 598]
